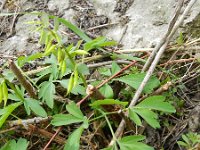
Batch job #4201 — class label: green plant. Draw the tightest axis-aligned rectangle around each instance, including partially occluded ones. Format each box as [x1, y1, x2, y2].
[0, 12, 177, 150]
[178, 132, 200, 150]
[0, 138, 29, 150]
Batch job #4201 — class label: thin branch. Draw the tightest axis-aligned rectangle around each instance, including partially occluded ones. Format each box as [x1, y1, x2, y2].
[77, 55, 148, 106]
[142, 0, 184, 72]
[28, 124, 65, 145]
[9, 117, 51, 127]
[159, 58, 196, 67]
[43, 127, 62, 150]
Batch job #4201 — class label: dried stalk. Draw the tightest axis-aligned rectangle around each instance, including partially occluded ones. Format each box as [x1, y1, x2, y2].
[9, 117, 51, 127]
[9, 60, 37, 99]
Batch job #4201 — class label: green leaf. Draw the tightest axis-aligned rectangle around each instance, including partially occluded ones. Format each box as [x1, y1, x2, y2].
[115, 73, 160, 94]
[101, 147, 113, 150]
[25, 98, 47, 117]
[41, 12, 49, 27]
[59, 79, 86, 95]
[51, 114, 83, 126]
[71, 84, 86, 95]
[24, 100, 31, 115]
[120, 135, 145, 143]
[54, 17, 59, 31]
[98, 41, 117, 47]
[118, 135, 154, 150]
[99, 67, 111, 76]
[2, 70, 15, 82]
[77, 63, 89, 75]
[16, 138, 29, 150]
[99, 84, 114, 98]
[182, 134, 190, 145]
[1, 138, 29, 150]
[38, 81, 55, 109]
[111, 62, 121, 75]
[55, 17, 91, 42]
[90, 99, 128, 108]
[176, 32, 184, 46]
[66, 102, 84, 119]
[0, 139, 16, 150]
[128, 108, 142, 126]
[177, 141, 187, 147]
[136, 96, 176, 113]
[83, 37, 116, 51]
[0, 102, 22, 128]
[64, 126, 84, 150]
[132, 108, 160, 128]
[17, 53, 43, 67]
[67, 74, 74, 95]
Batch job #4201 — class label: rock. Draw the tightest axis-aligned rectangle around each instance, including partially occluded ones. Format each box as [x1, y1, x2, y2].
[92, 0, 200, 48]
[1, 0, 199, 55]
[47, 0, 70, 13]
[0, 14, 40, 54]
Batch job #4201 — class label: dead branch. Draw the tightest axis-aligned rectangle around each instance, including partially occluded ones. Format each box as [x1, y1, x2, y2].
[9, 60, 37, 99]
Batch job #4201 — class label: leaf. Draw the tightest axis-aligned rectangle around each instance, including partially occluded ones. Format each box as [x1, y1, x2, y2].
[132, 108, 160, 128]
[17, 53, 43, 67]
[41, 12, 49, 27]
[98, 41, 117, 47]
[111, 62, 121, 75]
[99, 84, 114, 98]
[128, 108, 142, 126]
[120, 135, 145, 143]
[25, 98, 47, 117]
[90, 99, 128, 108]
[67, 74, 74, 95]
[55, 17, 91, 42]
[54, 17, 59, 31]
[51, 114, 83, 126]
[177, 141, 187, 147]
[101, 147, 113, 150]
[182, 134, 190, 145]
[0, 139, 16, 150]
[64, 126, 84, 150]
[99, 67, 111, 76]
[115, 73, 160, 94]
[0, 102, 22, 128]
[77, 63, 89, 75]
[84, 37, 106, 51]
[2, 81, 8, 106]
[136, 96, 176, 113]
[176, 32, 184, 46]
[0, 84, 3, 104]
[71, 50, 89, 56]
[59, 80, 86, 95]
[1, 138, 29, 150]
[38, 81, 55, 109]
[118, 135, 154, 150]
[16, 138, 29, 150]
[24, 100, 31, 115]
[2, 70, 15, 82]
[66, 102, 84, 119]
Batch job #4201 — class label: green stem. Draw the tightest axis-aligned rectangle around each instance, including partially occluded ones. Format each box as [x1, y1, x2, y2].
[98, 109, 117, 142]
